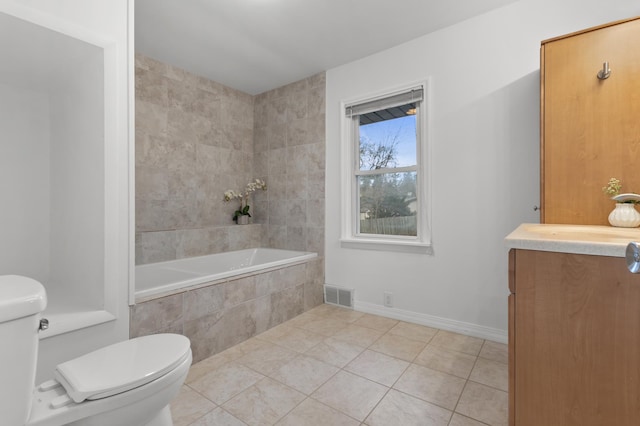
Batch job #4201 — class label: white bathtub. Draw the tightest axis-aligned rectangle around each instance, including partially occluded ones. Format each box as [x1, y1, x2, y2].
[135, 248, 317, 301]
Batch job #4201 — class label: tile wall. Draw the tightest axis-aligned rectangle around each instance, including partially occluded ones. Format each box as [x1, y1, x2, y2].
[253, 74, 326, 308]
[135, 54, 326, 300]
[135, 53, 257, 264]
[133, 54, 326, 348]
[130, 262, 316, 362]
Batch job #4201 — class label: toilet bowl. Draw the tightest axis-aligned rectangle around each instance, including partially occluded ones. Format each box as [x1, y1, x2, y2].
[0, 275, 192, 426]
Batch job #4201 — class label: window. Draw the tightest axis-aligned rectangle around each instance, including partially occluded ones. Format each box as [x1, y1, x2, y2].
[341, 83, 431, 253]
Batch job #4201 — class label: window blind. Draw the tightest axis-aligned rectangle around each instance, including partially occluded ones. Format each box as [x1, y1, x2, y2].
[345, 87, 423, 117]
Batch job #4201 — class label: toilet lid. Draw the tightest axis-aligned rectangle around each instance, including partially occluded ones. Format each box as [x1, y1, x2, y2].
[54, 333, 191, 403]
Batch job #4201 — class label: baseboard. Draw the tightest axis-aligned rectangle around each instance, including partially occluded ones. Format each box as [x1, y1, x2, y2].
[354, 301, 507, 344]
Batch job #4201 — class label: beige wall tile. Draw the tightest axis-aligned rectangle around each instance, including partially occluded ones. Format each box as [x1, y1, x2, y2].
[130, 293, 183, 337]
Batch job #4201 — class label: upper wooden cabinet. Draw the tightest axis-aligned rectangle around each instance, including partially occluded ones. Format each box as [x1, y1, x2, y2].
[541, 17, 640, 225]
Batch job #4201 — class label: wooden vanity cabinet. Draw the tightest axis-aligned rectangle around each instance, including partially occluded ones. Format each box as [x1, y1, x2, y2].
[541, 17, 640, 225]
[508, 249, 640, 426]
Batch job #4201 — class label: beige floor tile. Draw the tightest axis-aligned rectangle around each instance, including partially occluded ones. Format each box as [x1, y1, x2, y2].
[448, 413, 487, 426]
[283, 310, 323, 328]
[455, 382, 508, 426]
[260, 326, 326, 353]
[469, 358, 508, 391]
[414, 345, 477, 379]
[222, 377, 305, 426]
[170, 385, 216, 426]
[388, 321, 438, 342]
[332, 324, 384, 347]
[277, 398, 360, 426]
[345, 349, 409, 386]
[479, 340, 508, 364]
[190, 407, 247, 426]
[187, 342, 266, 384]
[270, 354, 339, 395]
[309, 304, 364, 323]
[235, 341, 298, 376]
[430, 330, 484, 356]
[304, 337, 365, 368]
[365, 389, 452, 426]
[189, 362, 265, 405]
[393, 364, 466, 410]
[174, 310, 509, 426]
[294, 315, 350, 337]
[353, 313, 399, 331]
[369, 333, 427, 362]
[311, 370, 388, 421]
[223, 378, 305, 426]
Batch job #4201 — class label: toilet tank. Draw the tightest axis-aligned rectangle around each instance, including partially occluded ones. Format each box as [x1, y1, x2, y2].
[0, 275, 47, 425]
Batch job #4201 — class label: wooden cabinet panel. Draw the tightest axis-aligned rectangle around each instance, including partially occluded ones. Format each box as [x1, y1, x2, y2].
[542, 17, 640, 224]
[511, 249, 640, 425]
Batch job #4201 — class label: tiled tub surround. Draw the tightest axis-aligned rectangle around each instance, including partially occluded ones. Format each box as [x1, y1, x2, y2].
[134, 54, 327, 359]
[131, 260, 322, 363]
[135, 54, 326, 273]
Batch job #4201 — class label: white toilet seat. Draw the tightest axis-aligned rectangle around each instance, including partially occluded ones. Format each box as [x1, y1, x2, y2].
[55, 334, 191, 403]
[26, 334, 192, 426]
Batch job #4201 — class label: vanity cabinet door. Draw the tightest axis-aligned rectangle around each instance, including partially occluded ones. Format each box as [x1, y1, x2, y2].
[541, 17, 640, 225]
[510, 249, 640, 426]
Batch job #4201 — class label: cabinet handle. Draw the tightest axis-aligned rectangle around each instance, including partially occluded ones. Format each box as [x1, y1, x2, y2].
[597, 62, 612, 80]
[626, 242, 640, 273]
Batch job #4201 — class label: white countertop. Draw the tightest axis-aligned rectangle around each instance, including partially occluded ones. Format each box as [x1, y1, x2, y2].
[505, 223, 640, 257]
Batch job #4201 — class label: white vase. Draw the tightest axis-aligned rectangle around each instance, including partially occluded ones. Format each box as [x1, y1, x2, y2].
[237, 215, 249, 225]
[608, 203, 640, 227]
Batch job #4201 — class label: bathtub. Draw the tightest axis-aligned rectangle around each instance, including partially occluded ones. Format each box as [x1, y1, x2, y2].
[135, 248, 317, 301]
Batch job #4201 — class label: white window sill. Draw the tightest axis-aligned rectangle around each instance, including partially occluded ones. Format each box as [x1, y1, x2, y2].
[340, 237, 433, 254]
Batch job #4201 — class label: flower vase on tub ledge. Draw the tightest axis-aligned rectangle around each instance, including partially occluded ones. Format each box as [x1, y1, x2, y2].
[224, 178, 267, 224]
[602, 177, 640, 227]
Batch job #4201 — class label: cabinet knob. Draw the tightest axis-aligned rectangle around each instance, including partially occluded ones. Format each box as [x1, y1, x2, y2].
[625, 242, 640, 273]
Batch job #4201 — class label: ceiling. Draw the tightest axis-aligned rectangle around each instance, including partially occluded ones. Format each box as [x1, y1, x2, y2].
[135, 0, 519, 95]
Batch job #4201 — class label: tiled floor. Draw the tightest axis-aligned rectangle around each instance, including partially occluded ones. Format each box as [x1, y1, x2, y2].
[170, 304, 508, 426]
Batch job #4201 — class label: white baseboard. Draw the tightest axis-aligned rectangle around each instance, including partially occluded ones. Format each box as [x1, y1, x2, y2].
[354, 301, 507, 344]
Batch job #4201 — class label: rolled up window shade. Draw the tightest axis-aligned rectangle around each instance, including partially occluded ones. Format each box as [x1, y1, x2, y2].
[345, 87, 423, 117]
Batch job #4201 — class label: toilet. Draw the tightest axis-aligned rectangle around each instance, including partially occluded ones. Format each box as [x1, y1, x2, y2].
[0, 275, 192, 426]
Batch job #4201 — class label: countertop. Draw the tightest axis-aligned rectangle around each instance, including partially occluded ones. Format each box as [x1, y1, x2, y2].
[505, 223, 640, 257]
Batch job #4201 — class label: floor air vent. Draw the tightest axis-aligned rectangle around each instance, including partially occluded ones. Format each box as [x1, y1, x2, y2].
[324, 285, 354, 309]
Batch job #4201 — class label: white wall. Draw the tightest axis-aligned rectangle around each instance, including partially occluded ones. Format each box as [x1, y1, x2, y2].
[0, 0, 132, 381]
[0, 84, 50, 284]
[326, 0, 640, 340]
[49, 48, 105, 309]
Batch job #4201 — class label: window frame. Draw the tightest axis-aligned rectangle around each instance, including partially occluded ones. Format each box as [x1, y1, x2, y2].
[340, 80, 432, 254]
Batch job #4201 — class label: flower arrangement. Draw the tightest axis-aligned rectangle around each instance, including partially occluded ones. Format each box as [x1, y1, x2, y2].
[224, 178, 267, 223]
[602, 177, 623, 197]
[602, 177, 640, 203]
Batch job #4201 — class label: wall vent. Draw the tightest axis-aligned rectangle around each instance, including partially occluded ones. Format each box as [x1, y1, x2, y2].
[324, 285, 354, 309]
